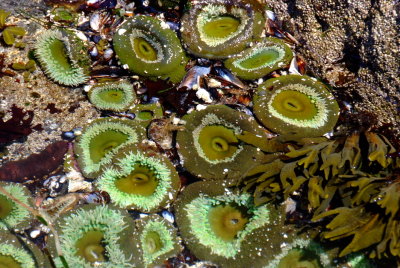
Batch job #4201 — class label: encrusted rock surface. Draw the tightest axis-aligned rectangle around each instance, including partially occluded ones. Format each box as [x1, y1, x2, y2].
[268, 0, 400, 135]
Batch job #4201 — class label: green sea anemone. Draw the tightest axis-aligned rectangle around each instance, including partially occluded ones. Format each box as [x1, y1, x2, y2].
[132, 214, 181, 267]
[180, 0, 266, 59]
[129, 102, 164, 123]
[263, 239, 333, 268]
[113, 15, 188, 83]
[35, 29, 90, 86]
[224, 37, 293, 80]
[88, 81, 136, 112]
[176, 105, 266, 180]
[0, 182, 32, 231]
[96, 147, 180, 212]
[253, 75, 339, 139]
[0, 231, 48, 268]
[74, 118, 146, 178]
[49, 204, 135, 267]
[174, 181, 286, 267]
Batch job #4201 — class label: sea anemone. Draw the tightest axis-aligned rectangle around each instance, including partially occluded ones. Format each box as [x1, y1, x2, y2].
[174, 181, 286, 267]
[253, 74, 339, 139]
[88, 81, 136, 112]
[263, 239, 333, 268]
[129, 103, 164, 123]
[74, 118, 146, 178]
[35, 29, 90, 86]
[0, 231, 48, 267]
[224, 37, 293, 80]
[0, 182, 32, 231]
[180, 0, 266, 59]
[48, 204, 135, 267]
[113, 15, 188, 83]
[96, 147, 180, 212]
[132, 214, 182, 267]
[176, 105, 266, 180]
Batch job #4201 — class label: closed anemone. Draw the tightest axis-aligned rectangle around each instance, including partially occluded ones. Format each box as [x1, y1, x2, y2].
[49, 204, 135, 267]
[96, 148, 180, 212]
[74, 118, 146, 178]
[264, 239, 333, 268]
[88, 81, 136, 112]
[253, 75, 339, 139]
[174, 181, 283, 268]
[224, 37, 293, 80]
[176, 105, 265, 180]
[133, 214, 181, 267]
[0, 231, 48, 268]
[35, 29, 90, 86]
[113, 15, 188, 83]
[0, 182, 32, 231]
[180, 0, 266, 59]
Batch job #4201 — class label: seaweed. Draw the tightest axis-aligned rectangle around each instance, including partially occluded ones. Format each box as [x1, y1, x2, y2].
[0, 141, 68, 182]
[0, 105, 42, 145]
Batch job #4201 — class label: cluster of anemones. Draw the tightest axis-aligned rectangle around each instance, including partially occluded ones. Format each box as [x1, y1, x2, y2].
[21, 0, 399, 266]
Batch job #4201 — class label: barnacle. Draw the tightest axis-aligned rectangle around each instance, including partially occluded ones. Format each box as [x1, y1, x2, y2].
[74, 118, 146, 178]
[0, 182, 32, 231]
[174, 181, 286, 267]
[35, 29, 90, 86]
[49, 204, 135, 267]
[224, 37, 293, 80]
[113, 15, 188, 83]
[132, 214, 182, 267]
[88, 81, 136, 112]
[96, 147, 180, 212]
[0, 231, 48, 268]
[263, 239, 333, 268]
[176, 105, 266, 180]
[253, 75, 339, 139]
[180, 0, 266, 59]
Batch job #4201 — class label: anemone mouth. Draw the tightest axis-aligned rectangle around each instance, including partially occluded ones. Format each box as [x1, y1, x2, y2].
[176, 105, 266, 180]
[75, 118, 145, 178]
[75, 230, 108, 264]
[224, 37, 293, 80]
[208, 204, 250, 241]
[88, 81, 136, 112]
[200, 14, 241, 43]
[114, 164, 158, 196]
[180, 0, 265, 59]
[97, 148, 180, 212]
[131, 35, 161, 63]
[253, 75, 339, 139]
[113, 15, 188, 82]
[198, 125, 239, 161]
[35, 29, 89, 86]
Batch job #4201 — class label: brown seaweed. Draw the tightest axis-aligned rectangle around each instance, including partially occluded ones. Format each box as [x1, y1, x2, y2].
[0, 141, 68, 182]
[0, 105, 42, 145]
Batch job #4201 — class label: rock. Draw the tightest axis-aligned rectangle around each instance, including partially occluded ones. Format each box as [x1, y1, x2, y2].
[268, 0, 400, 137]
